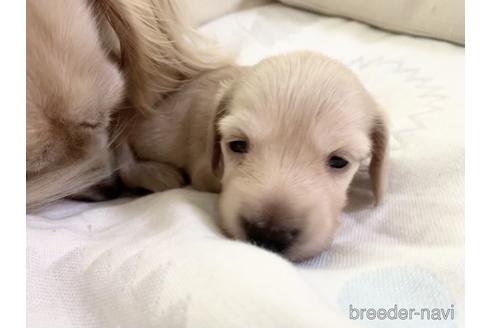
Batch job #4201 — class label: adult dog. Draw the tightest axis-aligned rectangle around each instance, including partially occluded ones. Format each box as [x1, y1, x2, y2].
[26, 0, 224, 210]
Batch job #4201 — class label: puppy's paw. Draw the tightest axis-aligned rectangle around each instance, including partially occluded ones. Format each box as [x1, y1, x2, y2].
[142, 162, 185, 192]
[119, 161, 185, 193]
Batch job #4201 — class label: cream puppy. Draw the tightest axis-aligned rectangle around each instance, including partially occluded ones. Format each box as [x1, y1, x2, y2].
[120, 51, 389, 261]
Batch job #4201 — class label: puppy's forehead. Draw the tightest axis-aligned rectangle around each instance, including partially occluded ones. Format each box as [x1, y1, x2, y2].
[226, 53, 374, 139]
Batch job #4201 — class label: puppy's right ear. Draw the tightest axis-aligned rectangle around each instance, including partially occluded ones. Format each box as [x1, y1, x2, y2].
[209, 80, 234, 178]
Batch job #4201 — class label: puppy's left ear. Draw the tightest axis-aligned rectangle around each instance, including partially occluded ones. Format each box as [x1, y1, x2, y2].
[369, 110, 390, 204]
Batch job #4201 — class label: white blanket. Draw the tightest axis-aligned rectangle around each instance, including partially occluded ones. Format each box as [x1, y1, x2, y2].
[27, 4, 464, 327]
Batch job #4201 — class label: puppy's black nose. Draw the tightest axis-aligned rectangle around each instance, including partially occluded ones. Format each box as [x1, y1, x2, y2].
[242, 218, 299, 253]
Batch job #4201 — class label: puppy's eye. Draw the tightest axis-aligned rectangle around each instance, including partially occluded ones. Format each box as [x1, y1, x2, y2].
[328, 156, 348, 169]
[229, 140, 248, 153]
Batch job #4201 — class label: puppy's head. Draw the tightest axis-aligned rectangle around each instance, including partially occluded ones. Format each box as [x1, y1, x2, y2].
[212, 52, 389, 261]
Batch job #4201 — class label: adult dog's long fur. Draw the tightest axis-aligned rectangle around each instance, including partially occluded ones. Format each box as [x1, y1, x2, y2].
[90, 0, 226, 112]
[26, 0, 226, 211]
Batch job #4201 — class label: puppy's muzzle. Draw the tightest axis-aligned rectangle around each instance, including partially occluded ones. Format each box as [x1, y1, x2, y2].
[241, 217, 300, 253]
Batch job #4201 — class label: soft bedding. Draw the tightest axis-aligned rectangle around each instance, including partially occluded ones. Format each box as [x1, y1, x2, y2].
[27, 4, 464, 328]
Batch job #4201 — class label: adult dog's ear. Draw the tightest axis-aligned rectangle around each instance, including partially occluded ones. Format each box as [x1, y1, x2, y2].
[89, 0, 152, 113]
[90, 0, 227, 113]
[369, 110, 390, 204]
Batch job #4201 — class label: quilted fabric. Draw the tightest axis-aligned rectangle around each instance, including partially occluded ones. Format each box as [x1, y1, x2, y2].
[280, 0, 464, 45]
[27, 4, 464, 327]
